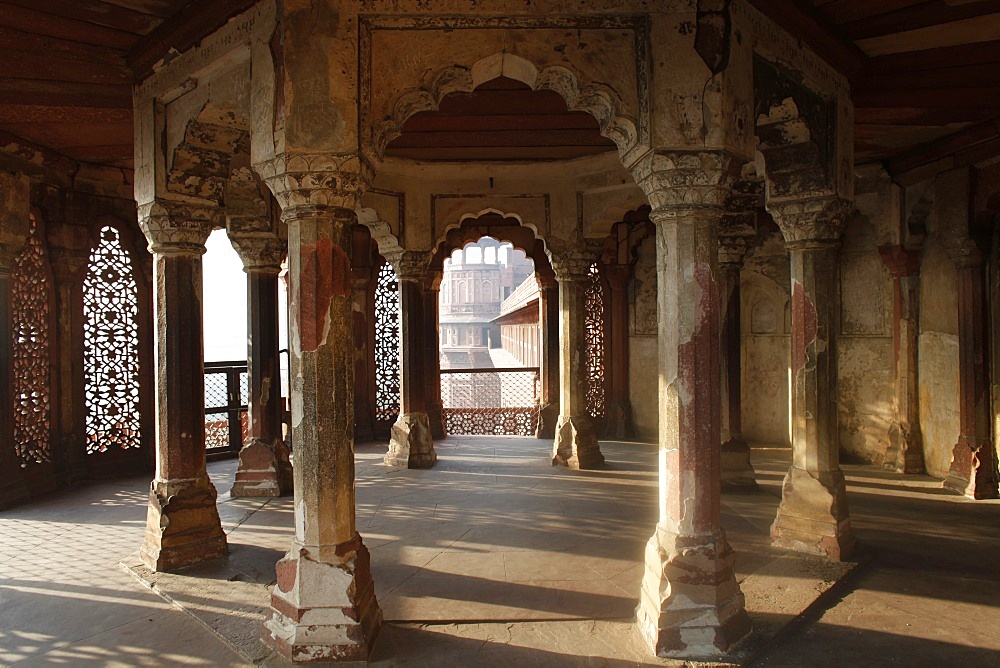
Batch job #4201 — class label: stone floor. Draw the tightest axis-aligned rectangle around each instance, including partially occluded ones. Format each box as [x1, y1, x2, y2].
[1, 436, 999, 666]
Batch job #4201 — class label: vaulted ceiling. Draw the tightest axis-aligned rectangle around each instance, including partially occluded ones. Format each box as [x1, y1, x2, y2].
[0, 0, 998, 178]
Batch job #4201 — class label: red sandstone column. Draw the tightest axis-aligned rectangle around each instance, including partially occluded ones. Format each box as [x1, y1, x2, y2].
[769, 198, 855, 560]
[550, 250, 604, 469]
[424, 269, 445, 440]
[536, 268, 560, 439]
[718, 237, 757, 489]
[230, 236, 293, 498]
[878, 245, 925, 474]
[604, 264, 635, 439]
[384, 251, 437, 468]
[262, 204, 382, 660]
[0, 172, 30, 508]
[632, 151, 749, 659]
[137, 201, 227, 571]
[943, 238, 998, 498]
[351, 267, 375, 442]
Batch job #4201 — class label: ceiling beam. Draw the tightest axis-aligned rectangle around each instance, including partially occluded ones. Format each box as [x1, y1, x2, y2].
[888, 115, 1000, 178]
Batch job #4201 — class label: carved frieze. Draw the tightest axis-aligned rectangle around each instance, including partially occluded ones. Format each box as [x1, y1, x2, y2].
[138, 201, 216, 255]
[630, 150, 738, 210]
[255, 152, 374, 210]
[767, 195, 851, 246]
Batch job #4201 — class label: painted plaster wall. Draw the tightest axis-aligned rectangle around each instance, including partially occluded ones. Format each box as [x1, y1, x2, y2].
[837, 208, 894, 463]
[918, 237, 960, 478]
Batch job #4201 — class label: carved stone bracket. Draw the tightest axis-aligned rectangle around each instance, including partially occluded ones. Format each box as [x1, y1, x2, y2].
[767, 195, 851, 246]
[255, 152, 373, 211]
[138, 201, 217, 255]
[629, 150, 739, 210]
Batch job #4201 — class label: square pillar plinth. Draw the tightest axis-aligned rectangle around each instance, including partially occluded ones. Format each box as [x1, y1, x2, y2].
[770, 467, 856, 560]
[384, 412, 437, 468]
[637, 526, 750, 660]
[139, 476, 228, 571]
[263, 539, 382, 663]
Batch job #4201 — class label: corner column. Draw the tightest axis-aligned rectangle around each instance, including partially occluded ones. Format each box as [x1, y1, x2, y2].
[943, 238, 998, 498]
[384, 251, 436, 468]
[0, 171, 30, 508]
[878, 245, 925, 474]
[137, 202, 227, 571]
[769, 198, 855, 560]
[230, 236, 293, 498]
[631, 150, 750, 659]
[718, 238, 756, 489]
[262, 204, 382, 660]
[535, 267, 560, 439]
[550, 251, 604, 469]
[424, 269, 445, 440]
[603, 264, 635, 439]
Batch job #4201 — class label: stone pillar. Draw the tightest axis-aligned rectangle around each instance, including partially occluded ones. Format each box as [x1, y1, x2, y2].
[385, 251, 436, 468]
[137, 202, 227, 572]
[550, 251, 604, 469]
[46, 219, 92, 484]
[943, 238, 998, 498]
[878, 245, 925, 474]
[229, 236, 293, 498]
[262, 203, 382, 661]
[769, 198, 856, 561]
[604, 263, 635, 439]
[631, 151, 749, 659]
[718, 238, 756, 490]
[535, 267, 560, 439]
[351, 265, 375, 442]
[424, 270, 445, 440]
[0, 171, 30, 508]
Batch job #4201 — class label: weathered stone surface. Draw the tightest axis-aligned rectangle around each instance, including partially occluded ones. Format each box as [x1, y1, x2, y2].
[770, 466, 855, 561]
[231, 438, 293, 498]
[385, 413, 437, 469]
[139, 476, 228, 572]
[552, 416, 604, 469]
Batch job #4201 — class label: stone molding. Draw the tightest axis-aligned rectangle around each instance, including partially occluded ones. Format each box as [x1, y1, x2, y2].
[255, 152, 373, 210]
[767, 195, 851, 246]
[630, 150, 739, 210]
[549, 249, 594, 282]
[138, 201, 216, 255]
[229, 235, 286, 273]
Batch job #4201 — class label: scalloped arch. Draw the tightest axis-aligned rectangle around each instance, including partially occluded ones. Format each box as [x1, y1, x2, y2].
[355, 207, 403, 258]
[433, 208, 551, 270]
[375, 53, 638, 160]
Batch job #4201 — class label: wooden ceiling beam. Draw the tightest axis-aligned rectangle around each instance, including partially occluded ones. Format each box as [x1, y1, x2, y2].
[817, 0, 927, 25]
[858, 63, 1000, 93]
[854, 86, 1000, 109]
[387, 128, 616, 149]
[126, 0, 259, 79]
[2, 0, 162, 36]
[0, 4, 139, 50]
[0, 50, 132, 86]
[888, 116, 1000, 176]
[0, 104, 132, 124]
[0, 27, 127, 66]
[746, 0, 868, 82]
[855, 107, 1000, 126]
[0, 79, 132, 109]
[843, 1, 1000, 40]
[865, 39, 1000, 74]
[403, 113, 602, 133]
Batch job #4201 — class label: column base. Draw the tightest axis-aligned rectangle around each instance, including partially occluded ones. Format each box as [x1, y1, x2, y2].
[551, 415, 604, 469]
[770, 466, 856, 561]
[636, 525, 750, 660]
[231, 438, 294, 498]
[882, 422, 925, 474]
[604, 399, 635, 440]
[139, 475, 228, 572]
[263, 536, 382, 663]
[943, 437, 999, 499]
[384, 412, 437, 469]
[536, 402, 559, 439]
[721, 437, 758, 491]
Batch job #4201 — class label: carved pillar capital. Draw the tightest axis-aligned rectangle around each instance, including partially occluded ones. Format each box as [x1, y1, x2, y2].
[717, 235, 752, 268]
[255, 151, 372, 211]
[767, 195, 851, 248]
[389, 250, 432, 283]
[549, 249, 594, 282]
[229, 235, 286, 273]
[138, 201, 216, 255]
[535, 266, 558, 291]
[630, 150, 739, 210]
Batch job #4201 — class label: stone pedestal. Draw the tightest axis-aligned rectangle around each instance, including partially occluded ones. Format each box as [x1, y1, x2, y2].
[137, 202, 227, 571]
[261, 203, 382, 661]
[943, 238, 998, 498]
[550, 252, 604, 468]
[878, 245, 925, 474]
[769, 200, 855, 561]
[384, 251, 436, 468]
[230, 236, 293, 498]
